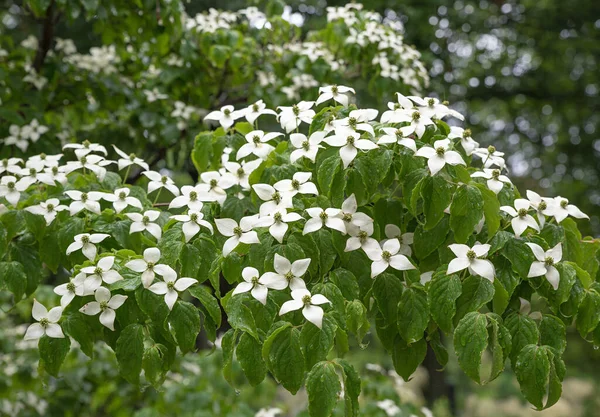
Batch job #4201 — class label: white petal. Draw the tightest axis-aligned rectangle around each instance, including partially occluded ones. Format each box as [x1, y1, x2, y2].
[99, 309, 117, 331]
[24, 323, 45, 340]
[279, 299, 303, 315]
[302, 305, 324, 328]
[447, 257, 470, 275]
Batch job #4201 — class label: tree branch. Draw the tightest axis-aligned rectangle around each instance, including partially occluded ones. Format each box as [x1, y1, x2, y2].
[32, 0, 57, 73]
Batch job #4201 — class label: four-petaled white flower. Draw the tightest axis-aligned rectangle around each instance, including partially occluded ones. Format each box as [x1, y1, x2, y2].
[253, 207, 302, 243]
[345, 222, 379, 253]
[223, 159, 262, 190]
[125, 247, 174, 288]
[112, 145, 149, 171]
[384, 224, 414, 256]
[64, 190, 104, 215]
[243, 100, 277, 124]
[199, 171, 236, 204]
[253, 183, 294, 216]
[142, 170, 180, 196]
[64, 154, 112, 180]
[63, 141, 107, 158]
[289, 132, 326, 163]
[81, 256, 123, 293]
[303, 207, 346, 235]
[471, 169, 512, 194]
[0, 157, 23, 175]
[316, 85, 355, 106]
[500, 199, 539, 237]
[365, 238, 415, 278]
[24, 300, 64, 340]
[148, 269, 197, 310]
[339, 194, 373, 232]
[278, 101, 315, 133]
[377, 127, 417, 152]
[526, 190, 553, 229]
[447, 243, 495, 282]
[400, 110, 434, 138]
[415, 139, 465, 175]
[324, 130, 378, 168]
[237, 130, 283, 160]
[170, 210, 214, 242]
[103, 187, 142, 213]
[526, 242, 562, 290]
[204, 105, 243, 129]
[54, 272, 86, 307]
[545, 196, 589, 223]
[25, 198, 68, 225]
[274, 172, 318, 197]
[448, 127, 479, 155]
[334, 109, 378, 136]
[66, 232, 110, 260]
[232, 266, 279, 305]
[169, 185, 206, 211]
[0, 175, 34, 206]
[215, 216, 260, 256]
[126, 210, 162, 240]
[261, 254, 310, 291]
[519, 297, 542, 320]
[474, 145, 505, 169]
[79, 287, 128, 331]
[279, 288, 331, 329]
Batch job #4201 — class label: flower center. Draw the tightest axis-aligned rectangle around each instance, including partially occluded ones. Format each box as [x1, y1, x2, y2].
[463, 129, 472, 138]
[331, 85, 338, 94]
[544, 256, 554, 266]
[442, 100, 449, 106]
[436, 147, 445, 156]
[99, 301, 108, 311]
[381, 251, 391, 262]
[210, 179, 218, 188]
[348, 117, 357, 128]
[233, 226, 243, 237]
[285, 271, 294, 282]
[67, 282, 76, 292]
[560, 199, 568, 208]
[302, 295, 312, 305]
[302, 140, 310, 150]
[252, 135, 261, 145]
[346, 136, 355, 145]
[342, 213, 353, 222]
[539, 201, 547, 210]
[7, 181, 15, 189]
[161, 175, 168, 184]
[428, 98, 435, 107]
[395, 129, 403, 138]
[223, 109, 231, 116]
[147, 262, 155, 269]
[81, 235, 90, 244]
[394, 103, 401, 110]
[94, 267, 103, 275]
[81, 193, 88, 202]
[47, 203, 55, 211]
[142, 215, 150, 225]
[237, 168, 245, 176]
[272, 191, 281, 204]
[412, 111, 420, 121]
[291, 179, 300, 190]
[466, 250, 476, 260]
[83, 140, 91, 148]
[273, 212, 282, 222]
[252, 104, 259, 112]
[128, 154, 135, 161]
[39, 318, 49, 327]
[251, 276, 259, 285]
[52, 166, 59, 175]
[167, 281, 175, 290]
[319, 211, 328, 222]
[487, 145, 496, 154]
[358, 231, 368, 242]
[190, 213, 198, 222]
[492, 170, 500, 180]
[1, 159, 7, 167]
[518, 208, 528, 217]
[189, 191, 197, 201]
[292, 105, 300, 116]
[29, 168, 36, 176]
[119, 191, 127, 199]
[80, 156, 87, 165]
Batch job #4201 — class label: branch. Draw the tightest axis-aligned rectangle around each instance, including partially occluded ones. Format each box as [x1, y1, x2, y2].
[32, 0, 57, 73]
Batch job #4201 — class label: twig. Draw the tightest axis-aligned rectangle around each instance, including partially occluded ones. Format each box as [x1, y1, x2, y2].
[32, 0, 57, 73]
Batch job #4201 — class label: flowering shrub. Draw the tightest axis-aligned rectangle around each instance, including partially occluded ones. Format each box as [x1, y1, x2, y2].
[1, 82, 599, 415]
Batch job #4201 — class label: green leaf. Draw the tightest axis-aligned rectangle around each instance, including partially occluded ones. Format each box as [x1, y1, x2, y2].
[225, 293, 259, 339]
[115, 323, 144, 384]
[576, 289, 600, 337]
[421, 175, 453, 230]
[300, 316, 337, 368]
[334, 358, 361, 417]
[221, 329, 237, 386]
[505, 313, 540, 367]
[0, 261, 27, 301]
[391, 335, 427, 381]
[179, 243, 202, 278]
[413, 217, 450, 260]
[188, 285, 222, 327]
[62, 313, 95, 358]
[428, 329, 449, 367]
[38, 336, 70, 377]
[143, 344, 168, 388]
[428, 272, 462, 333]
[397, 287, 429, 343]
[168, 301, 200, 353]
[474, 183, 501, 236]
[306, 361, 342, 417]
[191, 132, 214, 175]
[515, 345, 565, 410]
[23, 211, 46, 240]
[265, 325, 305, 394]
[450, 184, 484, 243]
[454, 276, 495, 325]
[372, 272, 403, 324]
[317, 155, 341, 198]
[158, 227, 184, 266]
[540, 315, 566, 354]
[346, 300, 370, 342]
[486, 315, 511, 382]
[236, 332, 267, 386]
[315, 229, 337, 278]
[454, 312, 488, 384]
[503, 238, 536, 278]
[209, 45, 231, 68]
[354, 149, 393, 192]
[329, 268, 359, 300]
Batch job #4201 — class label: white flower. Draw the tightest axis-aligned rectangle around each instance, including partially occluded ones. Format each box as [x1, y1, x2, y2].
[545, 196, 589, 223]
[237, 130, 282, 160]
[0, 157, 23, 175]
[28, 153, 62, 168]
[500, 199, 539, 237]
[448, 127, 479, 155]
[148, 269, 197, 310]
[243, 100, 277, 124]
[519, 297, 542, 320]
[380, 93, 415, 123]
[66, 233, 110, 260]
[253, 207, 302, 243]
[126, 210, 162, 240]
[169, 185, 207, 211]
[0, 175, 34, 206]
[526, 190, 553, 229]
[289, 132, 326, 163]
[199, 171, 236, 204]
[204, 105, 244, 129]
[273, 172, 318, 197]
[223, 159, 262, 190]
[233, 267, 278, 305]
[215, 216, 260, 256]
[64, 154, 112, 180]
[324, 130, 378, 168]
[339, 194, 373, 233]
[142, 170, 180, 196]
[377, 127, 417, 152]
[447, 243, 495, 282]
[316, 85, 355, 106]
[253, 183, 294, 216]
[279, 288, 331, 328]
[19, 162, 56, 186]
[303, 207, 346, 235]
[417, 96, 464, 121]
[63, 140, 108, 158]
[333, 109, 378, 136]
[260, 254, 309, 291]
[376, 399, 401, 417]
[526, 242, 562, 290]
[79, 287, 127, 331]
[255, 407, 283, 417]
[25, 198, 68, 225]
[345, 222, 379, 253]
[54, 272, 86, 307]
[24, 300, 64, 340]
[81, 256, 123, 293]
[277, 101, 316, 133]
[365, 238, 415, 278]
[125, 247, 174, 288]
[399, 110, 434, 138]
[102, 188, 142, 213]
[64, 190, 104, 215]
[384, 224, 414, 256]
[170, 210, 214, 242]
[112, 145, 149, 171]
[471, 169, 512, 194]
[42, 165, 68, 186]
[415, 139, 465, 176]
[473, 145, 505, 169]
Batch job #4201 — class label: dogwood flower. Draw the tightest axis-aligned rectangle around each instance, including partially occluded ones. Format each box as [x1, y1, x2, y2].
[260, 254, 310, 291]
[223, 159, 262, 190]
[54, 272, 86, 307]
[142, 170, 180, 196]
[25, 198, 68, 225]
[24, 300, 64, 340]
[289, 131, 327, 163]
[316, 85, 355, 106]
[79, 287, 127, 331]
[66, 233, 110, 260]
[148, 269, 197, 310]
[233, 267, 278, 305]
[0, 175, 34, 206]
[365, 238, 415, 278]
[103, 188, 142, 213]
[338, 194, 373, 233]
[204, 105, 243, 129]
[474, 145, 505, 169]
[345, 222, 379, 253]
[253, 208, 302, 243]
[273, 172, 318, 197]
[63, 140, 107, 158]
[215, 216, 260, 256]
[64, 190, 105, 215]
[447, 243, 495, 281]
[199, 171, 236, 204]
[303, 207, 346, 235]
[42, 165, 68, 186]
[377, 128, 417, 152]
[112, 145, 149, 171]
[64, 154, 112, 180]
[399, 110, 434, 138]
[243, 99, 277, 124]
[81, 256, 123, 293]
[545, 196, 589, 223]
[126, 210, 162, 240]
[417, 97, 464, 121]
[0, 157, 23, 175]
[169, 185, 207, 211]
[170, 210, 214, 242]
[125, 247, 174, 288]
[526, 242, 562, 290]
[526, 190, 553, 228]
[324, 130, 378, 168]
[383, 224, 414, 256]
[334, 109, 378, 136]
[471, 169, 512, 194]
[380, 97, 414, 125]
[279, 288, 331, 328]
[376, 399, 401, 417]
[20, 163, 57, 186]
[519, 297, 542, 320]
[448, 127, 479, 155]
[415, 139, 465, 175]
[278, 101, 315, 133]
[253, 183, 294, 216]
[237, 130, 283, 160]
[500, 199, 539, 237]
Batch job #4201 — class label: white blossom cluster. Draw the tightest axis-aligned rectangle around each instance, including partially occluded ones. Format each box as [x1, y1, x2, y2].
[64, 45, 120, 75]
[2, 119, 49, 152]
